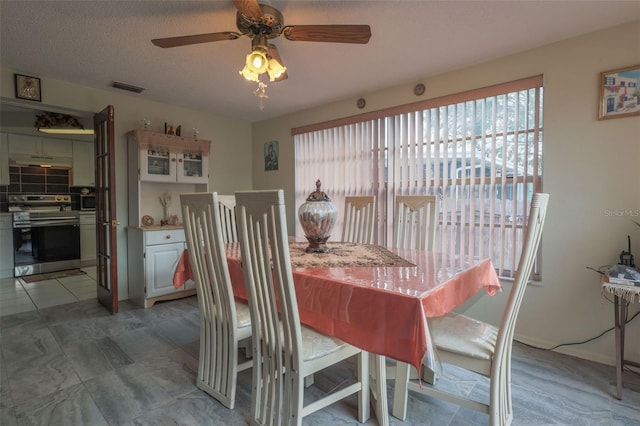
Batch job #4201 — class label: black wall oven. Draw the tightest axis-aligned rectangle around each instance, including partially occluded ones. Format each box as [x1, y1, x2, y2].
[10, 195, 81, 277]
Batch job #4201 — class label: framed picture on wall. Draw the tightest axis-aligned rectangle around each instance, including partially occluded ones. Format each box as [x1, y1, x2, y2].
[14, 74, 41, 102]
[598, 64, 640, 120]
[264, 141, 278, 171]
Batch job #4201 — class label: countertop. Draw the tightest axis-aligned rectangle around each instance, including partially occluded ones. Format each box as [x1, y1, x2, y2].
[131, 225, 184, 231]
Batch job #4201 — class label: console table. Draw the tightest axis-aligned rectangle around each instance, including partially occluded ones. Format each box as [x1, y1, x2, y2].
[601, 280, 640, 399]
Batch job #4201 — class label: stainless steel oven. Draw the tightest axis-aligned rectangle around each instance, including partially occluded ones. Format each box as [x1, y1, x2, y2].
[10, 194, 81, 277]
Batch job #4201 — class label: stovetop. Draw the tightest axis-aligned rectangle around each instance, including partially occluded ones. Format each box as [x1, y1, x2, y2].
[8, 194, 73, 212]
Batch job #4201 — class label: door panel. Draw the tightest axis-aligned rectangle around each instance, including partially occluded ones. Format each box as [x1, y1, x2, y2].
[145, 242, 185, 298]
[94, 105, 118, 314]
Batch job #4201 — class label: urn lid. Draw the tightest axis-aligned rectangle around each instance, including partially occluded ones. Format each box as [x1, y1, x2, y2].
[305, 179, 331, 202]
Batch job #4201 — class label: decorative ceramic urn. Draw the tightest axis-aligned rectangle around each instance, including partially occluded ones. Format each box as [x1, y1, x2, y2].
[298, 179, 338, 253]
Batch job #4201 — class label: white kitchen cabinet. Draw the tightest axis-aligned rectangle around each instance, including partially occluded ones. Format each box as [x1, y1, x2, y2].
[0, 214, 13, 278]
[73, 141, 95, 186]
[79, 212, 96, 266]
[127, 227, 195, 308]
[130, 130, 209, 184]
[7, 134, 72, 157]
[139, 150, 209, 184]
[0, 133, 8, 185]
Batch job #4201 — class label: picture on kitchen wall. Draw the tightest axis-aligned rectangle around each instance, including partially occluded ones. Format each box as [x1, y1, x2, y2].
[14, 74, 41, 102]
[264, 141, 278, 171]
[598, 64, 640, 120]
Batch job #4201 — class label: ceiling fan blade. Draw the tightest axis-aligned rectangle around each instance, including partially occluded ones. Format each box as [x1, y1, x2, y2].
[282, 25, 371, 44]
[268, 44, 288, 82]
[152, 32, 241, 48]
[233, 0, 263, 19]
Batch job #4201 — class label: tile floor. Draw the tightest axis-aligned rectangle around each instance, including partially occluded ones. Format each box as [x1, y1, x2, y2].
[0, 267, 97, 317]
[1, 293, 639, 425]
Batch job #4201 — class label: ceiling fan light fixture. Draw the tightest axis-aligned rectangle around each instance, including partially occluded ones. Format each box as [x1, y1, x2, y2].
[246, 50, 269, 74]
[267, 58, 287, 82]
[239, 65, 260, 82]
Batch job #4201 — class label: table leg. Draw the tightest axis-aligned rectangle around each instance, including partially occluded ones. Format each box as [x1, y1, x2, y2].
[614, 295, 624, 400]
[391, 361, 411, 420]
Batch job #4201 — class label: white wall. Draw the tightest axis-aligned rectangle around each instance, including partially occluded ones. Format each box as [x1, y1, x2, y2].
[251, 21, 640, 366]
[1, 69, 253, 300]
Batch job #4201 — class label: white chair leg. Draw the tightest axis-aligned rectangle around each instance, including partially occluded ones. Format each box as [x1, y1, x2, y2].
[304, 374, 314, 388]
[359, 352, 372, 423]
[421, 364, 437, 384]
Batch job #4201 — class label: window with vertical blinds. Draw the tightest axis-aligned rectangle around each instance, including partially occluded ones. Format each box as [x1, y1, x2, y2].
[295, 76, 544, 280]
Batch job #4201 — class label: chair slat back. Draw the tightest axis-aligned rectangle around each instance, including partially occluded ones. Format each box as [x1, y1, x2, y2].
[342, 195, 376, 244]
[180, 192, 238, 401]
[392, 195, 437, 250]
[235, 189, 301, 425]
[217, 195, 238, 243]
[495, 193, 549, 364]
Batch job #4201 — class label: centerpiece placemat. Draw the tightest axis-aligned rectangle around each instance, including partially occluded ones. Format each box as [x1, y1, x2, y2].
[289, 242, 414, 268]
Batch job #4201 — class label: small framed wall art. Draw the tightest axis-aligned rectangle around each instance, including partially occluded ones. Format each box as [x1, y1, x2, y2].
[14, 74, 41, 102]
[264, 141, 278, 171]
[598, 64, 640, 120]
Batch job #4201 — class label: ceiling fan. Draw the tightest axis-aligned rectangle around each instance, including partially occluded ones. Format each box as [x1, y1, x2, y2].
[151, 0, 371, 83]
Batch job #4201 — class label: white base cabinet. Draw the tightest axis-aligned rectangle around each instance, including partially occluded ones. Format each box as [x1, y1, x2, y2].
[80, 212, 96, 266]
[128, 227, 195, 308]
[0, 214, 13, 279]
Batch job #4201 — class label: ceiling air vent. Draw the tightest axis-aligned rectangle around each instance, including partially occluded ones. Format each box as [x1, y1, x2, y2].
[111, 81, 145, 94]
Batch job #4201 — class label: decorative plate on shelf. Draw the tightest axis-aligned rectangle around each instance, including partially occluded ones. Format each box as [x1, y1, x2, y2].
[141, 215, 154, 227]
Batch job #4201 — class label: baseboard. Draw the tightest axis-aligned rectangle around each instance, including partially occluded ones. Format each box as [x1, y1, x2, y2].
[513, 333, 616, 366]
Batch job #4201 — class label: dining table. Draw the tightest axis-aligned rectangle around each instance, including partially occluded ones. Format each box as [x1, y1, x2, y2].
[173, 241, 501, 424]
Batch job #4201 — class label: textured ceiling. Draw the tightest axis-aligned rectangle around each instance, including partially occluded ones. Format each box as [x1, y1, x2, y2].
[1, 1, 640, 122]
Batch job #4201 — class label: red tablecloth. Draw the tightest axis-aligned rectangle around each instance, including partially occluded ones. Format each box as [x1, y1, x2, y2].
[174, 243, 501, 372]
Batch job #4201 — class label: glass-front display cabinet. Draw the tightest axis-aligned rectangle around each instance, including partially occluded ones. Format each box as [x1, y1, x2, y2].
[128, 130, 210, 184]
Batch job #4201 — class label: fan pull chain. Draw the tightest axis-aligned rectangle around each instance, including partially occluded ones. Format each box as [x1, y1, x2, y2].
[254, 81, 268, 110]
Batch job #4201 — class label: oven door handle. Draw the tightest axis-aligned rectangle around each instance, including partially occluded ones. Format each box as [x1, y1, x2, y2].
[13, 219, 80, 228]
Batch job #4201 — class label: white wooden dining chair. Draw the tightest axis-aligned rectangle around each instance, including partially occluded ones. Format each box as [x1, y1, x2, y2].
[385, 195, 439, 380]
[235, 189, 371, 426]
[342, 195, 376, 244]
[393, 193, 549, 426]
[392, 195, 438, 250]
[217, 194, 254, 358]
[180, 192, 252, 409]
[217, 195, 238, 243]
